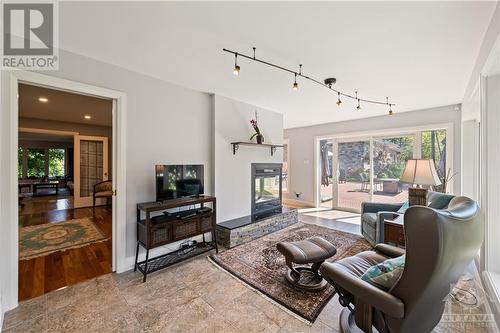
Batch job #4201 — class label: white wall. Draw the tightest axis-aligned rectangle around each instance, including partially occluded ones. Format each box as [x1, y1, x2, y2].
[462, 120, 480, 201]
[482, 74, 500, 281]
[0, 49, 215, 310]
[284, 105, 462, 205]
[0, 50, 283, 313]
[213, 95, 283, 222]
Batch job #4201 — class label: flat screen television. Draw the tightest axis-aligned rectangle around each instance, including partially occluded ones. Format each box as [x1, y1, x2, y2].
[155, 165, 204, 201]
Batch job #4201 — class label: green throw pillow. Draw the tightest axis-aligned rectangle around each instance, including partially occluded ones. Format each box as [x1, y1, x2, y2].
[361, 255, 405, 291]
[397, 202, 410, 214]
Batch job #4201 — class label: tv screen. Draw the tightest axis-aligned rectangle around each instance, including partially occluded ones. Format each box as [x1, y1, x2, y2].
[155, 165, 204, 201]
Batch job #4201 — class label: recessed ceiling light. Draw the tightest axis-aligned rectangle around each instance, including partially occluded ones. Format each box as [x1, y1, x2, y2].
[38, 97, 48, 103]
[84, 115, 92, 120]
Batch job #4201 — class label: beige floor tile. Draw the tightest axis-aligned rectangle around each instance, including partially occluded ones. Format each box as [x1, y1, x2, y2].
[189, 269, 249, 307]
[2, 294, 46, 331]
[215, 290, 282, 333]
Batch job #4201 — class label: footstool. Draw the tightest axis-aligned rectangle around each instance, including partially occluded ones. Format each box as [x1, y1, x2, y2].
[276, 237, 337, 291]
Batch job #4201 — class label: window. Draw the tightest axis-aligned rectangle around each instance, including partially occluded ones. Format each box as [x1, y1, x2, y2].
[48, 148, 65, 177]
[282, 141, 289, 192]
[26, 148, 45, 178]
[421, 130, 447, 178]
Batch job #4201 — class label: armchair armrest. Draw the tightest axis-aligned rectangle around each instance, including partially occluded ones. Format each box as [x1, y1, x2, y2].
[375, 243, 405, 258]
[361, 202, 404, 214]
[321, 262, 405, 319]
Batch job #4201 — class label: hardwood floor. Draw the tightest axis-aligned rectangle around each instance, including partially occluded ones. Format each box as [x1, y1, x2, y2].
[18, 201, 112, 301]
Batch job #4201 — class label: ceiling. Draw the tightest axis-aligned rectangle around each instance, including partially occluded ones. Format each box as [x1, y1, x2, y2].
[58, 2, 497, 128]
[19, 84, 113, 126]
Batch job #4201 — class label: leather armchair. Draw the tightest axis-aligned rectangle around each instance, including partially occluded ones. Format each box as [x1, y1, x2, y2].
[321, 196, 484, 333]
[361, 202, 403, 246]
[360, 191, 456, 246]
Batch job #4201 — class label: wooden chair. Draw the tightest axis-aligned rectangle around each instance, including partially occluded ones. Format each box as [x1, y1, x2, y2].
[93, 180, 112, 215]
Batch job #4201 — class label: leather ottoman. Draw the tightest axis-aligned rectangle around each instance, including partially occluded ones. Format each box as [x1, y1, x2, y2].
[277, 237, 337, 291]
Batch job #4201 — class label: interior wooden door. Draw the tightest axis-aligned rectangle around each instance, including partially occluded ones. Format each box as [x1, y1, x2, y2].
[74, 135, 109, 208]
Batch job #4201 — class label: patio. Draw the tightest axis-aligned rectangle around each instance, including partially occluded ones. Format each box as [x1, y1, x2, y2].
[321, 181, 408, 211]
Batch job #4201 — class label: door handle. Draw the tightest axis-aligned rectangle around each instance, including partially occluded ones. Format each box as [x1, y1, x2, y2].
[112, 189, 117, 196]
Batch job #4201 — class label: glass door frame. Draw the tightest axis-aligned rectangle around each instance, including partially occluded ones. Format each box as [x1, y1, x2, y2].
[314, 124, 453, 212]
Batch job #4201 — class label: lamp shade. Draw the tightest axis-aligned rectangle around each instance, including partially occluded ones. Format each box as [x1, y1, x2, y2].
[400, 159, 442, 186]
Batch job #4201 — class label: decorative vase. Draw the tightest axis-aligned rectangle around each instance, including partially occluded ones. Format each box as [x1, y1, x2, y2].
[256, 134, 264, 144]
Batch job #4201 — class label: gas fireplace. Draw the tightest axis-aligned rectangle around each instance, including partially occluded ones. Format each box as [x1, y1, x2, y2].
[251, 163, 283, 218]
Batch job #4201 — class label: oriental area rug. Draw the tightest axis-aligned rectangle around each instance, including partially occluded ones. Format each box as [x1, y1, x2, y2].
[209, 222, 371, 323]
[19, 218, 106, 260]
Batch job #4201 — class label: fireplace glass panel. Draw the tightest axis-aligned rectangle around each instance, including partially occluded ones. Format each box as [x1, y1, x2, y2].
[255, 175, 281, 205]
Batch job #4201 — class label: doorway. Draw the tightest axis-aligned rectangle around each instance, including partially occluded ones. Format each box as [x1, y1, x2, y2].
[3, 71, 127, 310]
[17, 84, 114, 301]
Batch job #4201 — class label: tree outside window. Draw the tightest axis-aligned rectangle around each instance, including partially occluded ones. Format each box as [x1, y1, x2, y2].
[421, 130, 447, 178]
[18, 147, 23, 178]
[48, 149, 65, 177]
[26, 149, 45, 178]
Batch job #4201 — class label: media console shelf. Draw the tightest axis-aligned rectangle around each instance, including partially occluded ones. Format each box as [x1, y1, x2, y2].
[231, 142, 284, 156]
[135, 195, 218, 282]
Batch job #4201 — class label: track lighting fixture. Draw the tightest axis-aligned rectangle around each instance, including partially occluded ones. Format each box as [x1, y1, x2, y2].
[387, 97, 393, 116]
[355, 91, 361, 111]
[233, 53, 240, 76]
[336, 92, 342, 107]
[223, 47, 396, 112]
[387, 97, 394, 116]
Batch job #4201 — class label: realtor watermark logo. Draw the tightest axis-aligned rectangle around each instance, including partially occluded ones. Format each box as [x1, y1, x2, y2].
[1, 1, 59, 70]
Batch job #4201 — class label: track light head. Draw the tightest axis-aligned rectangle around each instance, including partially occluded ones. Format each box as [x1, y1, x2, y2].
[233, 53, 240, 75]
[356, 100, 362, 111]
[293, 73, 298, 91]
[336, 92, 342, 107]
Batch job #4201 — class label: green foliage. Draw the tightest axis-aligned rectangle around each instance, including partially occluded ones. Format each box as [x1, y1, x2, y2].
[48, 149, 65, 177]
[26, 148, 45, 177]
[18, 148, 23, 178]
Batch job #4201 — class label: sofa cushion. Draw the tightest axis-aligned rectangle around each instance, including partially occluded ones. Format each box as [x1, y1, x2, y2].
[362, 213, 378, 229]
[427, 192, 455, 209]
[361, 255, 405, 291]
[397, 202, 410, 214]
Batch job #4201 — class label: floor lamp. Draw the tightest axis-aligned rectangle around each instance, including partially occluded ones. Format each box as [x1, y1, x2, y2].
[400, 159, 442, 206]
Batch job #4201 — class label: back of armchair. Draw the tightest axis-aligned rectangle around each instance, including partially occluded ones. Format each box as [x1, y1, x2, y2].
[388, 196, 483, 332]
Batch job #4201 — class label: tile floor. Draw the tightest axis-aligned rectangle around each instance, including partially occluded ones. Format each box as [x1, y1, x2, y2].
[3, 211, 499, 333]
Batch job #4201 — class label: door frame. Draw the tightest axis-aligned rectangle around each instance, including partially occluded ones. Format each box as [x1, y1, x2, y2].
[313, 123, 454, 210]
[4, 70, 127, 311]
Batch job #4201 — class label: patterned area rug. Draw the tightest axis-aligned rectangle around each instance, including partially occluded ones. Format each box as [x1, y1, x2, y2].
[209, 222, 372, 323]
[19, 218, 106, 260]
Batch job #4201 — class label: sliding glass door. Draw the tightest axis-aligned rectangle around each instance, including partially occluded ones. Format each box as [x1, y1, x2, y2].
[372, 136, 414, 205]
[336, 139, 371, 211]
[319, 139, 334, 208]
[318, 129, 448, 212]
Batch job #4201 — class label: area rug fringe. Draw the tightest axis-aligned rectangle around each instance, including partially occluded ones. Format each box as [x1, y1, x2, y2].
[207, 256, 314, 326]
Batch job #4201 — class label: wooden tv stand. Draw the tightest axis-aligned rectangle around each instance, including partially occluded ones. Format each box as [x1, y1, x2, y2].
[135, 195, 218, 282]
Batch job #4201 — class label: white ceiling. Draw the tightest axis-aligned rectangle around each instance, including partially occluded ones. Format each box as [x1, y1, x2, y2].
[19, 84, 113, 126]
[59, 2, 497, 128]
